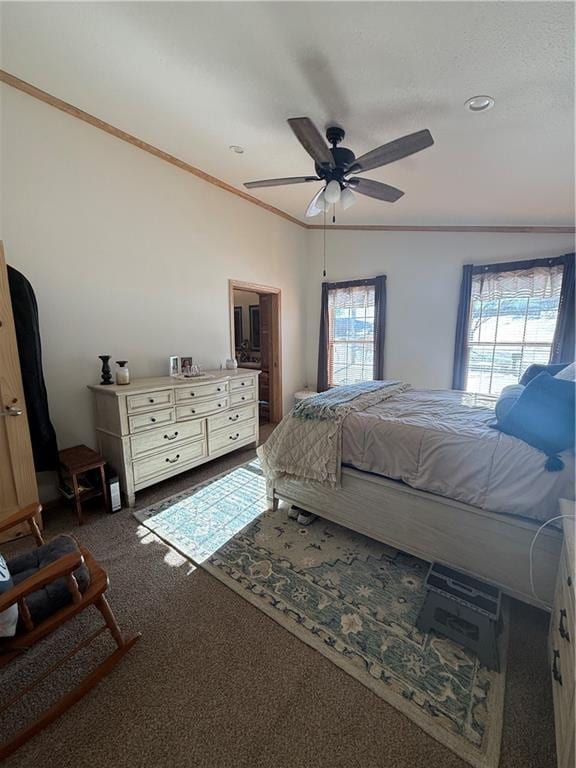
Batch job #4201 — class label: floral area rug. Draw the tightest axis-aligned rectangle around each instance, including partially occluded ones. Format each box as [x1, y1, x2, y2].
[135, 460, 507, 768]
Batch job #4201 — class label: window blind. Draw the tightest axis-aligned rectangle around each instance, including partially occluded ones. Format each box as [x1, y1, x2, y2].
[466, 264, 563, 395]
[328, 283, 376, 387]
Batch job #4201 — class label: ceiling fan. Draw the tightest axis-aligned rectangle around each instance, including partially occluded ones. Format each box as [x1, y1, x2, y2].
[244, 117, 434, 217]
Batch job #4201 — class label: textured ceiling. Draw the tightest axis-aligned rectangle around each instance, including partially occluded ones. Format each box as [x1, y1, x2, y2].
[2, 2, 574, 226]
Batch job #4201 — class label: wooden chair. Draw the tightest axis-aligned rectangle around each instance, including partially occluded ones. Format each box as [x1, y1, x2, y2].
[0, 503, 141, 760]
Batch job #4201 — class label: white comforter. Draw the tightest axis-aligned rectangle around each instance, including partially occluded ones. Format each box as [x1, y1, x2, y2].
[342, 389, 574, 523]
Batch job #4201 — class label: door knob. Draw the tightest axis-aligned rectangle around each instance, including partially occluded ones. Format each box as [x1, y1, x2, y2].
[1, 406, 23, 417]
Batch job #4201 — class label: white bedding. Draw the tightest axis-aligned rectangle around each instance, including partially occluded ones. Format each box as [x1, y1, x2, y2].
[341, 388, 574, 523]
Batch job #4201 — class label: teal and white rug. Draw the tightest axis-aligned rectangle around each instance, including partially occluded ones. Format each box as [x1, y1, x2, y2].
[135, 460, 507, 768]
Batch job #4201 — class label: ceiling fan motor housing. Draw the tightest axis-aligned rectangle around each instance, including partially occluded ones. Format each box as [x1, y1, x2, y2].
[315, 127, 356, 185]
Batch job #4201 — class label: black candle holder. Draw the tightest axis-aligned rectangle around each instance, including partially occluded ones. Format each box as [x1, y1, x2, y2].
[99, 355, 113, 385]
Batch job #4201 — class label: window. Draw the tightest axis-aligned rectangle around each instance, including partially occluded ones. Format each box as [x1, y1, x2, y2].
[328, 283, 376, 386]
[465, 263, 564, 395]
[317, 276, 386, 390]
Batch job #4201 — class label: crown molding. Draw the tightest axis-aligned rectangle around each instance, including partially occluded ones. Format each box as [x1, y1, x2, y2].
[306, 224, 576, 233]
[2, 69, 574, 236]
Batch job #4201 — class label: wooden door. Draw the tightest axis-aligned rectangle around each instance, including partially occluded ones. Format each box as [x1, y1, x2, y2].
[0, 242, 39, 537]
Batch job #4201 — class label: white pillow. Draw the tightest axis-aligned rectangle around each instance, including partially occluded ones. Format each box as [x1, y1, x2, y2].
[555, 362, 576, 382]
[0, 554, 18, 637]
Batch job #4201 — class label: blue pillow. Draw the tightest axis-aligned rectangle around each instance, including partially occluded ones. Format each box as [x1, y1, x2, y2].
[494, 384, 525, 423]
[495, 372, 575, 470]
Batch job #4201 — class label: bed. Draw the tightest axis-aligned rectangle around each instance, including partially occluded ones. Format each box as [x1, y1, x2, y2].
[264, 385, 573, 609]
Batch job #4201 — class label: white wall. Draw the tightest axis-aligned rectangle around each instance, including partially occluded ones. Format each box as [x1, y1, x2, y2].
[0, 88, 308, 450]
[2, 85, 574, 460]
[305, 230, 575, 389]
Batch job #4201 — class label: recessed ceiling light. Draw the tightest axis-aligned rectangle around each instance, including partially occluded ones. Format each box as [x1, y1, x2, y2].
[465, 95, 495, 112]
[229, 145, 244, 154]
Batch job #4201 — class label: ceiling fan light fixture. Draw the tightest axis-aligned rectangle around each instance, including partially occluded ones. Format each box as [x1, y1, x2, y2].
[305, 205, 322, 218]
[340, 187, 357, 210]
[324, 180, 341, 204]
[305, 189, 328, 217]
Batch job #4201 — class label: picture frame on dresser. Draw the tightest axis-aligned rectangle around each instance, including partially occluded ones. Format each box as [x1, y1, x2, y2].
[88, 368, 261, 507]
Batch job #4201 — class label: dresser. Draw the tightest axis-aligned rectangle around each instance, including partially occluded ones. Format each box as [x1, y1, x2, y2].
[550, 501, 575, 768]
[88, 369, 260, 507]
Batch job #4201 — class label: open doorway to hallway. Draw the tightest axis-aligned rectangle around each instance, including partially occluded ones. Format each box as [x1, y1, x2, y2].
[229, 280, 282, 426]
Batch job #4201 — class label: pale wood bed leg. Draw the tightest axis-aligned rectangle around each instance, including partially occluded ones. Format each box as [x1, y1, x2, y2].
[267, 481, 279, 511]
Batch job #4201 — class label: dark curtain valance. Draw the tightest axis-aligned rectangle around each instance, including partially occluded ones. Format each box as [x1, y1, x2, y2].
[317, 275, 387, 392]
[471, 255, 569, 275]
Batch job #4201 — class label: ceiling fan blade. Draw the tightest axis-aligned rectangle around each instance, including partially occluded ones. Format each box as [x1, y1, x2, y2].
[348, 178, 404, 202]
[288, 117, 335, 169]
[244, 176, 319, 189]
[347, 129, 434, 174]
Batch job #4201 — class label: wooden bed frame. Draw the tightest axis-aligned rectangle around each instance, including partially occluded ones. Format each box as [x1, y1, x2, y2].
[270, 467, 562, 609]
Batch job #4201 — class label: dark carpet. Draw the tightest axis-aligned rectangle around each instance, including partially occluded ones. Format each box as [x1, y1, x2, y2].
[1, 431, 556, 768]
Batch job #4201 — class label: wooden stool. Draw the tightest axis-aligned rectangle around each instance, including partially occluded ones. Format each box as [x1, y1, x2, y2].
[58, 445, 110, 525]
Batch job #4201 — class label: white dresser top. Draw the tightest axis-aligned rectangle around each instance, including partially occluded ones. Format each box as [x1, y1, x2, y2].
[88, 368, 261, 397]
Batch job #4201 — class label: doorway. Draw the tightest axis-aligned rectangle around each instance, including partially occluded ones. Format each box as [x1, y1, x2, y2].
[229, 280, 282, 425]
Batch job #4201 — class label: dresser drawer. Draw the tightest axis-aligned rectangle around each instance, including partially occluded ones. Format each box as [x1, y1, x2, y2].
[209, 421, 256, 455]
[230, 389, 256, 407]
[550, 637, 574, 749]
[559, 544, 576, 630]
[230, 376, 257, 391]
[130, 419, 205, 459]
[208, 404, 257, 433]
[552, 548, 575, 686]
[175, 381, 229, 403]
[176, 396, 229, 421]
[133, 439, 207, 486]
[127, 389, 173, 413]
[129, 407, 175, 433]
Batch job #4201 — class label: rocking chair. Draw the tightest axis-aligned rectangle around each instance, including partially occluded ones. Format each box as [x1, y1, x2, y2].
[0, 503, 141, 760]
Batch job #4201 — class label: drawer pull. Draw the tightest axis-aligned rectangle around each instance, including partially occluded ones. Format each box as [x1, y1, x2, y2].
[164, 432, 179, 441]
[229, 414, 239, 422]
[149, 398, 155, 403]
[150, 417, 156, 423]
[241, 396, 246, 401]
[165, 454, 180, 464]
[229, 433, 240, 441]
[218, 403, 222, 408]
[552, 649, 562, 685]
[559, 609, 570, 642]
[241, 382, 246, 386]
[190, 409, 196, 414]
[217, 387, 222, 392]
[190, 392, 195, 397]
